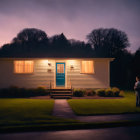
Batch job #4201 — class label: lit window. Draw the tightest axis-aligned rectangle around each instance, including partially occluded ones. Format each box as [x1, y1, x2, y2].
[57, 64, 64, 73]
[14, 61, 34, 73]
[81, 61, 94, 74]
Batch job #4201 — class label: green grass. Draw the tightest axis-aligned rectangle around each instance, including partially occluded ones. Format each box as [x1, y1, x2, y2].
[1, 92, 140, 132]
[68, 91, 140, 115]
[0, 98, 78, 130]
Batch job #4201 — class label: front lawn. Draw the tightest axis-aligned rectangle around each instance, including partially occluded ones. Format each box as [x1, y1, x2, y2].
[68, 91, 140, 115]
[0, 99, 78, 131]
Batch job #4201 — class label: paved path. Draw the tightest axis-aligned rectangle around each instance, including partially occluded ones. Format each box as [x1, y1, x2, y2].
[53, 99, 76, 119]
[1, 126, 140, 140]
[77, 113, 140, 122]
[53, 99, 140, 122]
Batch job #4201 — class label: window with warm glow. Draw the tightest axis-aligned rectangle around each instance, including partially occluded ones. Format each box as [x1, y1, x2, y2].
[14, 61, 34, 73]
[57, 64, 64, 73]
[81, 61, 94, 74]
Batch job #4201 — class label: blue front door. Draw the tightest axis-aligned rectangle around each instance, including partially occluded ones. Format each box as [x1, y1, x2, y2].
[56, 63, 65, 86]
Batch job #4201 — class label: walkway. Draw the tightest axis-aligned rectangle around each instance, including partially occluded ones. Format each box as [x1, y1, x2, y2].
[53, 99, 76, 119]
[1, 126, 140, 140]
[53, 99, 140, 122]
[77, 113, 140, 122]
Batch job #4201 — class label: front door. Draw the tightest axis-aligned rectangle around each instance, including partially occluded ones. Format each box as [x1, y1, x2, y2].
[56, 62, 65, 87]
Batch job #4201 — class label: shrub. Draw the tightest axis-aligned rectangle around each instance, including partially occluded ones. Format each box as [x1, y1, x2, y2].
[19, 88, 28, 97]
[0, 88, 9, 97]
[92, 89, 96, 96]
[112, 87, 120, 96]
[35, 87, 47, 96]
[119, 90, 124, 97]
[8, 86, 20, 96]
[0, 86, 48, 98]
[105, 88, 113, 96]
[85, 89, 96, 96]
[96, 89, 105, 96]
[73, 89, 85, 97]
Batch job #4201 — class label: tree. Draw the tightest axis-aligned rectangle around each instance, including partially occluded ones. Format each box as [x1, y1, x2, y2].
[86, 28, 130, 57]
[133, 47, 140, 76]
[87, 28, 132, 89]
[110, 49, 134, 89]
[0, 28, 49, 57]
[50, 33, 70, 49]
[12, 28, 48, 44]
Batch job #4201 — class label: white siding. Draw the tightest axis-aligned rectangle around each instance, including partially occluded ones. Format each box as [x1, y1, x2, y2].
[0, 59, 54, 89]
[66, 60, 110, 88]
[0, 58, 112, 89]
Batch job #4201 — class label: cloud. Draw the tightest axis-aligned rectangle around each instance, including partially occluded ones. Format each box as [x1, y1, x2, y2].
[0, 0, 140, 52]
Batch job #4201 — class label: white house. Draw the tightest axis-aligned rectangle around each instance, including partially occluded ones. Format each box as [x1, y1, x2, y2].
[0, 57, 114, 89]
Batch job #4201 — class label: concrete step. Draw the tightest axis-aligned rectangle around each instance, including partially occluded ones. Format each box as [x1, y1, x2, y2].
[51, 93, 73, 96]
[52, 96, 72, 99]
[51, 91, 72, 93]
[50, 88, 73, 99]
[51, 89, 72, 91]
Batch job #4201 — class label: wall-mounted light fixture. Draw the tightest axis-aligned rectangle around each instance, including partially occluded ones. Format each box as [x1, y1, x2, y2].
[70, 65, 74, 70]
[48, 62, 51, 66]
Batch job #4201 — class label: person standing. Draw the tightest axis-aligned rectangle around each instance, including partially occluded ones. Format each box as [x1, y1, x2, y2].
[134, 75, 140, 107]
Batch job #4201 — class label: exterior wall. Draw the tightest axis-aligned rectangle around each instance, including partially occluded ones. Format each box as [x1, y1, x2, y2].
[0, 59, 55, 89]
[66, 59, 110, 88]
[0, 58, 113, 89]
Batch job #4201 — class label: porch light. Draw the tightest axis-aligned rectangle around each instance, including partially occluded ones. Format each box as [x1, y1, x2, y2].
[67, 60, 76, 71]
[42, 60, 51, 66]
[48, 62, 51, 66]
[70, 65, 74, 69]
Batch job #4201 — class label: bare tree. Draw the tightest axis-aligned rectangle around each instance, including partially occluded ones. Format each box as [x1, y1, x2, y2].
[87, 28, 130, 57]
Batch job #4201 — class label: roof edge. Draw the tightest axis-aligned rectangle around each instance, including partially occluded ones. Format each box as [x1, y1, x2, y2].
[0, 57, 115, 61]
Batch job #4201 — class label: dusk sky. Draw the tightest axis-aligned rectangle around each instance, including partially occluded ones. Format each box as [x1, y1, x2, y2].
[0, 0, 140, 52]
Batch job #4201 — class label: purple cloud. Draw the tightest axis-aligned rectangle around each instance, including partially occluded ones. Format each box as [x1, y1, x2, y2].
[0, 0, 140, 52]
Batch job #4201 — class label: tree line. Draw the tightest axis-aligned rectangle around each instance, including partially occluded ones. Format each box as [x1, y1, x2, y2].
[0, 28, 93, 58]
[0, 28, 139, 90]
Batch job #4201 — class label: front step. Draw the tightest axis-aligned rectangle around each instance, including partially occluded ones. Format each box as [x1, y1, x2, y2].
[50, 88, 73, 99]
[51, 89, 72, 91]
[53, 96, 72, 99]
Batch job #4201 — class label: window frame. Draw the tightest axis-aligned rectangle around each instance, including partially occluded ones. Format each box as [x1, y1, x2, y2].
[14, 60, 34, 74]
[80, 60, 94, 74]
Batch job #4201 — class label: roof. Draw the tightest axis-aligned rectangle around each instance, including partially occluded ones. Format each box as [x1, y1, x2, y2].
[0, 57, 114, 61]
[0, 50, 114, 58]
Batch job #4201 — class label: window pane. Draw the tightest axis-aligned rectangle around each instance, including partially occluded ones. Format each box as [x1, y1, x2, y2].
[14, 61, 24, 73]
[14, 61, 33, 73]
[24, 61, 34, 73]
[81, 61, 94, 73]
[57, 64, 64, 73]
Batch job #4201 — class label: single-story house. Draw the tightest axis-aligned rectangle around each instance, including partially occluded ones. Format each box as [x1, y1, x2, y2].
[0, 57, 114, 89]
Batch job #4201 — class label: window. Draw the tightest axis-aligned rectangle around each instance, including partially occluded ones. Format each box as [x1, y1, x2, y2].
[81, 61, 94, 74]
[57, 64, 64, 73]
[14, 61, 34, 73]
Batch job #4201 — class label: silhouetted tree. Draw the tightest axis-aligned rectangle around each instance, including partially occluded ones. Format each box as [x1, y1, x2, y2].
[87, 28, 134, 89]
[0, 28, 50, 57]
[12, 28, 48, 43]
[87, 28, 130, 57]
[50, 33, 70, 49]
[110, 50, 134, 89]
[133, 47, 140, 76]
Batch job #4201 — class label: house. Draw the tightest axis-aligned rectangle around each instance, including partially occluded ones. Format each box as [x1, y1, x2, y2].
[0, 57, 114, 89]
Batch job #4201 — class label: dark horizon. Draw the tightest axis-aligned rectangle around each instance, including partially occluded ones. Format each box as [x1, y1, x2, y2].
[0, 0, 140, 53]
